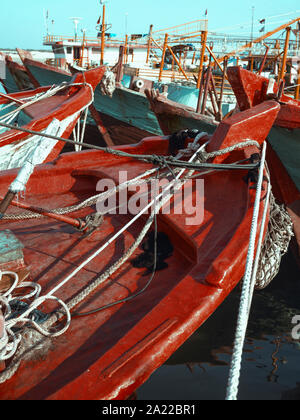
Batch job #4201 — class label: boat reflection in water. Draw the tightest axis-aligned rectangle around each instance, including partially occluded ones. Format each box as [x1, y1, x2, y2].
[137, 248, 300, 400]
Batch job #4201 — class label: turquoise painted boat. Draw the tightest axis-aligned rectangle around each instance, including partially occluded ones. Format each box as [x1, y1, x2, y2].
[20, 57, 163, 144]
[268, 126, 300, 193]
[145, 88, 218, 136]
[0, 54, 34, 93]
[0, 58, 20, 93]
[23, 58, 72, 87]
[155, 82, 236, 117]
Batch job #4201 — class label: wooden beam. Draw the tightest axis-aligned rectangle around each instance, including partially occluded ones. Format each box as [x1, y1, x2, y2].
[88, 104, 114, 147]
[146, 25, 153, 64]
[197, 30, 208, 89]
[279, 27, 291, 81]
[159, 34, 169, 82]
[100, 4, 106, 65]
[166, 44, 189, 81]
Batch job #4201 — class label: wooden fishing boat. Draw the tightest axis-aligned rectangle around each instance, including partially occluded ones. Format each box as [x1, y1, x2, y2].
[17, 51, 164, 145]
[0, 66, 106, 171]
[227, 66, 300, 263]
[0, 100, 282, 400]
[0, 53, 36, 93]
[145, 88, 218, 136]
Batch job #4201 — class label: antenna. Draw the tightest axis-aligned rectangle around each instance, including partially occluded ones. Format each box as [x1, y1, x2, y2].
[43, 9, 49, 36]
[69, 17, 83, 41]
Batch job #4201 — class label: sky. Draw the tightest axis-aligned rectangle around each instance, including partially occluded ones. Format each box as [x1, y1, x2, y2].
[1, 0, 300, 50]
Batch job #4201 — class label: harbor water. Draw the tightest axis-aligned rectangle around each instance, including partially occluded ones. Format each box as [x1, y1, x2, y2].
[137, 247, 300, 400]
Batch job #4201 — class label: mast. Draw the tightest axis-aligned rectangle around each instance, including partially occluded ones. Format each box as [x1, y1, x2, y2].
[251, 6, 255, 43]
[100, 0, 106, 65]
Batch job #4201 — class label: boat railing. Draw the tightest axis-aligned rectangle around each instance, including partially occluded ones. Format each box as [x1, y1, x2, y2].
[152, 20, 208, 40]
[43, 35, 149, 48]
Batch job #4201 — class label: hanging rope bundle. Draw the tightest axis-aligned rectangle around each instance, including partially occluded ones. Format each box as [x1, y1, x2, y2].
[255, 193, 294, 290]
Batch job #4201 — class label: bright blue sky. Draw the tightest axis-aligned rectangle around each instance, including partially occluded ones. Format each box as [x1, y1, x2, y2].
[1, 0, 300, 49]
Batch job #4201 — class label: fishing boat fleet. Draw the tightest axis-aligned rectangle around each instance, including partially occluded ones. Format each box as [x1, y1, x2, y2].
[0, 3, 299, 400]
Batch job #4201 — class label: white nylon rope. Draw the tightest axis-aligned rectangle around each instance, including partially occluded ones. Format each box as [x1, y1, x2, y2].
[73, 107, 89, 152]
[225, 141, 269, 401]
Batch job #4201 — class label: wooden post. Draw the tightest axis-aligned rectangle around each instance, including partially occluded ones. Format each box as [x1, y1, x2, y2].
[124, 35, 128, 64]
[201, 65, 212, 114]
[208, 78, 218, 118]
[217, 56, 228, 121]
[159, 33, 168, 82]
[205, 44, 228, 77]
[258, 44, 270, 75]
[115, 45, 125, 83]
[89, 104, 114, 147]
[79, 31, 86, 68]
[100, 4, 106, 65]
[146, 25, 153, 64]
[192, 50, 196, 65]
[279, 26, 292, 82]
[196, 68, 206, 113]
[197, 30, 208, 89]
[166, 45, 189, 81]
[250, 56, 254, 72]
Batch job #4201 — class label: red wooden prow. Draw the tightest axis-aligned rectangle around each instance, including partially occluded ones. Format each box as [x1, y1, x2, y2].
[207, 100, 280, 163]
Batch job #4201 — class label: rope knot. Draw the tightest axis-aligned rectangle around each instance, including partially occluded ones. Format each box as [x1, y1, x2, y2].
[150, 155, 167, 168]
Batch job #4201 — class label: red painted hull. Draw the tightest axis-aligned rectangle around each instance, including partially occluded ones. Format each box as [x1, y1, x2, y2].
[0, 67, 106, 167]
[227, 66, 300, 264]
[0, 101, 279, 399]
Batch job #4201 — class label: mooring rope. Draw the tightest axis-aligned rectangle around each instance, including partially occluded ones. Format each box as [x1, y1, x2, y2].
[225, 141, 268, 401]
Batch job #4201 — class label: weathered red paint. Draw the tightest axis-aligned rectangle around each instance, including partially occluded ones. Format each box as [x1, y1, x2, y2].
[227, 66, 300, 129]
[227, 66, 300, 265]
[0, 101, 279, 400]
[0, 67, 106, 164]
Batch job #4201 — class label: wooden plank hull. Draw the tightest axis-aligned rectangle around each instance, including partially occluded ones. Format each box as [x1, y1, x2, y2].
[146, 89, 217, 135]
[0, 62, 20, 94]
[0, 67, 106, 170]
[21, 58, 164, 144]
[0, 53, 35, 93]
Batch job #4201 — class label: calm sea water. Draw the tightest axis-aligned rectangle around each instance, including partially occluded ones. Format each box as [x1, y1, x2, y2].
[137, 247, 300, 400]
